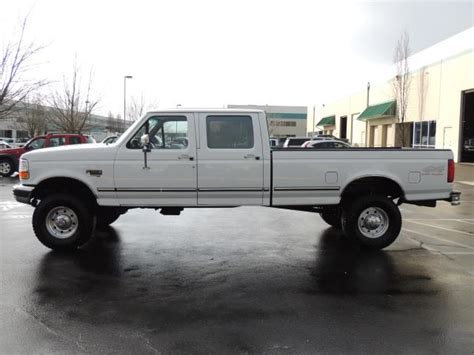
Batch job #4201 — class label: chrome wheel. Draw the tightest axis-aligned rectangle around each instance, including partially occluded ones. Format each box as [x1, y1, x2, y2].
[0, 161, 12, 175]
[357, 207, 389, 239]
[45, 206, 78, 239]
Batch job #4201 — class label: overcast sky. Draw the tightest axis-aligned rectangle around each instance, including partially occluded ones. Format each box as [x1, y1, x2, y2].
[1, 0, 473, 116]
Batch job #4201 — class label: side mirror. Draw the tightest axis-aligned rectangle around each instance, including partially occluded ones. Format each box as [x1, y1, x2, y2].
[141, 134, 151, 153]
[141, 134, 150, 146]
[140, 134, 151, 169]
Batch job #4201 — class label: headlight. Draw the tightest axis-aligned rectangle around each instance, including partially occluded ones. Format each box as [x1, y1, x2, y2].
[19, 158, 29, 180]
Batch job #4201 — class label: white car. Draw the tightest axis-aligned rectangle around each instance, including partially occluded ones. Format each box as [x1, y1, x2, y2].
[14, 109, 460, 251]
[282, 137, 311, 147]
[101, 135, 119, 144]
[302, 140, 351, 149]
[0, 140, 13, 149]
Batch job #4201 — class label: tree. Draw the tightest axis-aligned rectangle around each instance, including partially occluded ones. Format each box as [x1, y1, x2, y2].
[127, 93, 158, 121]
[14, 95, 47, 137]
[0, 15, 47, 119]
[393, 31, 412, 147]
[106, 111, 123, 134]
[49, 61, 99, 133]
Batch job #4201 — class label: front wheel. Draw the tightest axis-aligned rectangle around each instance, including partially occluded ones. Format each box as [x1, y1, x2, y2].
[341, 195, 401, 250]
[0, 159, 14, 177]
[32, 193, 96, 251]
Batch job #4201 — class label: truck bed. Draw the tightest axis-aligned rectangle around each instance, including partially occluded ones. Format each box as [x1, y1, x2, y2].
[270, 148, 454, 206]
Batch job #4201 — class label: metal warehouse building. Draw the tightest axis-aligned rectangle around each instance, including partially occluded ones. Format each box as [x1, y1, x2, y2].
[307, 27, 474, 163]
[228, 104, 307, 138]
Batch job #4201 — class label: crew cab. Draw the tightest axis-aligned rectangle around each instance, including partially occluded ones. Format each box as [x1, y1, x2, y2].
[0, 133, 94, 177]
[13, 109, 460, 251]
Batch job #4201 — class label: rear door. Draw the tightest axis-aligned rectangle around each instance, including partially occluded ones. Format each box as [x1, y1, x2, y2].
[197, 113, 264, 205]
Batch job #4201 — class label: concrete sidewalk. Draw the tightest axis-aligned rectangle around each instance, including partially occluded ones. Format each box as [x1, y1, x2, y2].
[456, 163, 474, 182]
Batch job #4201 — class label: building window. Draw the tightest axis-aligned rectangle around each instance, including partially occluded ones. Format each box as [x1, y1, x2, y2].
[0, 130, 13, 138]
[413, 120, 436, 148]
[269, 120, 297, 127]
[16, 131, 29, 138]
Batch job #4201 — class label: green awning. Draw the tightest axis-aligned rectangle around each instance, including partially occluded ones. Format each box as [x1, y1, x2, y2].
[316, 115, 335, 126]
[358, 100, 396, 121]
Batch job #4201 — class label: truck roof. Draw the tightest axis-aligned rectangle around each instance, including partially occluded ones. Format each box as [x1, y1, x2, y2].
[146, 108, 265, 114]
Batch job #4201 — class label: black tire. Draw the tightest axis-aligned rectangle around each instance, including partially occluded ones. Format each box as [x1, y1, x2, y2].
[320, 206, 342, 229]
[32, 193, 96, 251]
[0, 158, 14, 177]
[96, 207, 122, 228]
[341, 195, 401, 250]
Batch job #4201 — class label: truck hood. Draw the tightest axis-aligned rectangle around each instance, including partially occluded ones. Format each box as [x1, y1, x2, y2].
[0, 147, 24, 155]
[22, 143, 117, 161]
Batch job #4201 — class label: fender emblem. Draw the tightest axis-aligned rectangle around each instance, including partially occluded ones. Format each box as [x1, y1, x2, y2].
[86, 169, 102, 177]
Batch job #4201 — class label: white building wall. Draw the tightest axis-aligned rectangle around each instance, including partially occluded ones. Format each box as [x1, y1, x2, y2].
[308, 38, 474, 161]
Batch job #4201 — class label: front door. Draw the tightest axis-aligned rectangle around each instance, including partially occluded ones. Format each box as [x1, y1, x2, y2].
[114, 113, 197, 206]
[197, 113, 264, 205]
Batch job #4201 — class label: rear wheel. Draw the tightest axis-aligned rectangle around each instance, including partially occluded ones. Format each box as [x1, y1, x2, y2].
[320, 206, 342, 229]
[32, 193, 96, 251]
[0, 159, 14, 177]
[341, 195, 401, 250]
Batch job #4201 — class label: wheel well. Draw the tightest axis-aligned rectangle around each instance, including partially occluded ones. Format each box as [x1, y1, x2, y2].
[32, 177, 97, 208]
[0, 155, 15, 165]
[341, 177, 404, 202]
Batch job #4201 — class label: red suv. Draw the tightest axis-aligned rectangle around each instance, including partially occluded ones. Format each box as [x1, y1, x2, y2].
[0, 133, 95, 177]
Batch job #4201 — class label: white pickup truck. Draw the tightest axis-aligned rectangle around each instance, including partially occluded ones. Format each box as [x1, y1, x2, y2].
[13, 109, 460, 251]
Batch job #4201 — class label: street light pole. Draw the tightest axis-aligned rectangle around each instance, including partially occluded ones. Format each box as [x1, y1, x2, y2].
[123, 75, 133, 132]
[85, 100, 90, 134]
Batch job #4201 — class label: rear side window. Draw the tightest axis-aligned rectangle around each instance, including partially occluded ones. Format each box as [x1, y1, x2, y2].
[333, 142, 348, 148]
[70, 137, 81, 145]
[49, 137, 66, 147]
[288, 138, 308, 146]
[206, 116, 254, 149]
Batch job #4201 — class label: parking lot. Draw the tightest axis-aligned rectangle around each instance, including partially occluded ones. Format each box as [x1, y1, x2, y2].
[1, 165, 473, 354]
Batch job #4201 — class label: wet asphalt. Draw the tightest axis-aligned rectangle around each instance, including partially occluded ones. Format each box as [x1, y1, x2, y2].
[0, 166, 473, 354]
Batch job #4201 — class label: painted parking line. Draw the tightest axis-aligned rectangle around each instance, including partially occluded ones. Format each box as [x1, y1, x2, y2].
[0, 215, 30, 219]
[405, 220, 473, 236]
[405, 218, 474, 221]
[456, 220, 474, 225]
[402, 228, 474, 250]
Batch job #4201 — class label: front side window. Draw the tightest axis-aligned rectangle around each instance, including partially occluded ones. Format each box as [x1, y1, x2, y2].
[206, 116, 254, 149]
[27, 138, 45, 150]
[127, 116, 188, 149]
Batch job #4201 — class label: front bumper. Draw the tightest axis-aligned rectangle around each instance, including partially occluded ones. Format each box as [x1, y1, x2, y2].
[13, 184, 35, 204]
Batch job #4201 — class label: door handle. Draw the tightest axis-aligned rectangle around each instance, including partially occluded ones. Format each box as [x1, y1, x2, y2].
[178, 154, 194, 161]
[244, 154, 260, 160]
